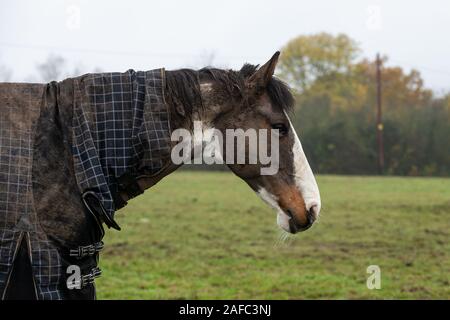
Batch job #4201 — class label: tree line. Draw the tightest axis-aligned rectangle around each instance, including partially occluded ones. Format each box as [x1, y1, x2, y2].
[279, 33, 450, 176]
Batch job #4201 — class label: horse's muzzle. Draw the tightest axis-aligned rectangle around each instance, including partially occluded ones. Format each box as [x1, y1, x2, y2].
[286, 208, 316, 233]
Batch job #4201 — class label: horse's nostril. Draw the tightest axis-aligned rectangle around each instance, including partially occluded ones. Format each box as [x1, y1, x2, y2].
[307, 209, 316, 225]
[286, 209, 294, 219]
[286, 207, 315, 234]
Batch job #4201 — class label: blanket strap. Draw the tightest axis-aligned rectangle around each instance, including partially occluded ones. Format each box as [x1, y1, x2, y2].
[82, 191, 121, 231]
[69, 241, 104, 259]
[113, 172, 144, 209]
[80, 267, 102, 288]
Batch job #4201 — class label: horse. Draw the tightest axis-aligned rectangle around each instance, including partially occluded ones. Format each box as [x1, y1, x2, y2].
[0, 52, 321, 300]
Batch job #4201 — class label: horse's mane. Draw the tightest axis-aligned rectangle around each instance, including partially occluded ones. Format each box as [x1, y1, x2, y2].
[165, 64, 294, 119]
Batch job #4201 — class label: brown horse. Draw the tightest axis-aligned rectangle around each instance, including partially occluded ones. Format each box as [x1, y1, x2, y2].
[0, 51, 320, 299]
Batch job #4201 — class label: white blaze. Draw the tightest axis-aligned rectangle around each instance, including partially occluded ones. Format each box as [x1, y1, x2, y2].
[285, 112, 321, 217]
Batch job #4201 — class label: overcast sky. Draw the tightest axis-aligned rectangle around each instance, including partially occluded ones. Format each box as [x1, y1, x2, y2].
[1, 0, 449, 93]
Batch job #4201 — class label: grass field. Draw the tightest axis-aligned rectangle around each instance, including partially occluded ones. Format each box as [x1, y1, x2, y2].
[96, 171, 450, 299]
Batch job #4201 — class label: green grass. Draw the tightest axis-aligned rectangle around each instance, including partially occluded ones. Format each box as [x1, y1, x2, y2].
[96, 171, 450, 299]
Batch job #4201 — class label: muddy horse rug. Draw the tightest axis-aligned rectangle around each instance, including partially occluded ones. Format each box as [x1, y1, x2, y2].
[0, 69, 171, 299]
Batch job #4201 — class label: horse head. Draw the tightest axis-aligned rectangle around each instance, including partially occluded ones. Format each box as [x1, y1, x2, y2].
[164, 52, 322, 233]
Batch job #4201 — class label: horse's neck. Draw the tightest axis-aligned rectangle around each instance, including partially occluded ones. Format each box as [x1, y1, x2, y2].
[133, 81, 220, 195]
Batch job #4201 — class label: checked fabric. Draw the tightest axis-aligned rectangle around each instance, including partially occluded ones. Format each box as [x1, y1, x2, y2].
[0, 69, 171, 299]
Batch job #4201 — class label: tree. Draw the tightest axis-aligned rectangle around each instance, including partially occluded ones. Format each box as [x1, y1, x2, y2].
[37, 54, 66, 82]
[35, 54, 94, 82]
[278, 33, 360, 93]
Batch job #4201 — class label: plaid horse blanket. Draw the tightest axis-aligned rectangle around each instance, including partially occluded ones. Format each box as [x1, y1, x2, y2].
[0, 69, 171, 299]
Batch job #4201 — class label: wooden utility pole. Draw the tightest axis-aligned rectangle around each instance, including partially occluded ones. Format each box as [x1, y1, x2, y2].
[376, 53, 384, 174]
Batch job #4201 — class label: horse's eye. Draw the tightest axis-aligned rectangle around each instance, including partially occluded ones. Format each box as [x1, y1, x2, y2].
[271, 123, 289, 136]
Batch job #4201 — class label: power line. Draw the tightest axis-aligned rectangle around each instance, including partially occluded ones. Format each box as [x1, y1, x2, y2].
[388, 58, 450, 78]
[0, 42, 266, 62]
[3, 41, 450, 76]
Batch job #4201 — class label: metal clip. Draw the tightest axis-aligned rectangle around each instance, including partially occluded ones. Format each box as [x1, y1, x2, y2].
[80, 267, 102, 288]
[69, 241, 104, 259]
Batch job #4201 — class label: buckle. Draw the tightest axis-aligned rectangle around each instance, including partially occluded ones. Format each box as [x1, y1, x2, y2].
[69, 241, 104, 259]
[80, 267, 102, 288]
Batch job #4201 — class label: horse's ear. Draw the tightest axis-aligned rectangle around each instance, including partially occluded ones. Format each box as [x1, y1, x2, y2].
[247, 51, 280, 90]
